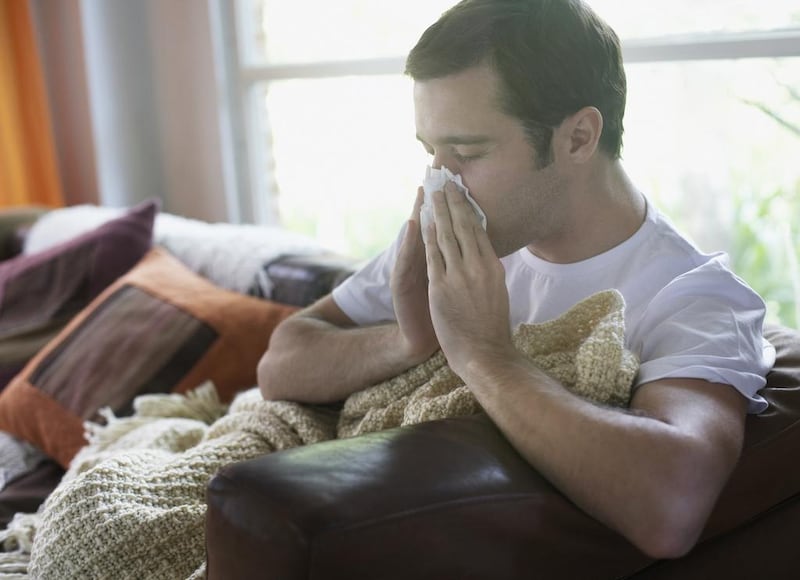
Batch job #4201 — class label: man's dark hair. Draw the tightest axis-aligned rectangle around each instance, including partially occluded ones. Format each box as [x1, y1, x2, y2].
[405, 0, 626, 164]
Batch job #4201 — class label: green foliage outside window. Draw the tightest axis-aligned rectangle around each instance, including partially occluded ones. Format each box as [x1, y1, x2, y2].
[731, 79, 800, 328]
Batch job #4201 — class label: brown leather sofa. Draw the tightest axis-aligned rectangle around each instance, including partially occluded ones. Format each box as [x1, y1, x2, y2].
[205, 261, 800, 580]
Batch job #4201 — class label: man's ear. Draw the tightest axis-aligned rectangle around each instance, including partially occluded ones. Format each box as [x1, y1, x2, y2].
[555, 106, 603, 163]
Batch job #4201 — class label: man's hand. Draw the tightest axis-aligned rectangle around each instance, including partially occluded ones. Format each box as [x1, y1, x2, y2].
[423, 182, 514, 376]
[390, 187, 440, 365]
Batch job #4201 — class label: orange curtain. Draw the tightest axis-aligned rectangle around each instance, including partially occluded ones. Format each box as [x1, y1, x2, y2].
[0, 0, 63, 208]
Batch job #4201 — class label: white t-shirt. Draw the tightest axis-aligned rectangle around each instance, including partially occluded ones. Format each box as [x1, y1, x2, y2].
[333, 200, 775, 413]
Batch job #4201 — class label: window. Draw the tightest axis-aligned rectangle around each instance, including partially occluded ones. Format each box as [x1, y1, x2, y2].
[623, 57, 800, 327]
[218, 0, 800, 326]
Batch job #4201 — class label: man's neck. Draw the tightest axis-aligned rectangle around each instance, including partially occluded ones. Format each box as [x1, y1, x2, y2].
[526, 161, 646, 264]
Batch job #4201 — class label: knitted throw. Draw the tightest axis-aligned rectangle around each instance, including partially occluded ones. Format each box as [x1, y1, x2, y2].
[0, 289, 637, 580]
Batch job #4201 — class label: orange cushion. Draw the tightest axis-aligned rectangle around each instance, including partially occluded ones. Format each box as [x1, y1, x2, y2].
[0, 248, 298, 468]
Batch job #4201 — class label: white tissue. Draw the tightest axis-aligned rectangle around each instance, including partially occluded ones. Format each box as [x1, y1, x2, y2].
[420, 166, 488, 232]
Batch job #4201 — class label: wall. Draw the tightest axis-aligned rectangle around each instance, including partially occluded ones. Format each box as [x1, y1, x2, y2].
[147, 0, 229, 221]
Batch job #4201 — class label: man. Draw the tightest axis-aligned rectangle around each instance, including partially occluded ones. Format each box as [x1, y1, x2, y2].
[258, 0, 774, 559]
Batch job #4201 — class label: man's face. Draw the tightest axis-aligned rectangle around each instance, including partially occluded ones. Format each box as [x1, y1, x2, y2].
[414, 64, 567, 258]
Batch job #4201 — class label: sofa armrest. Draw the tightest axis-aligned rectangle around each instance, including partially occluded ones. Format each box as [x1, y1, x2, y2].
[206, 325, 800, 580]
[206, 413, 650, 580]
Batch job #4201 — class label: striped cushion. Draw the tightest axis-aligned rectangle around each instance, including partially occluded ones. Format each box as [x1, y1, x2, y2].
[0, 248, 298, 468]
[0, 200, 157, 392]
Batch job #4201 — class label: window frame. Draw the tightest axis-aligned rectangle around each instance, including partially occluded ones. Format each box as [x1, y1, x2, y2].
[210, 0, 800, 224]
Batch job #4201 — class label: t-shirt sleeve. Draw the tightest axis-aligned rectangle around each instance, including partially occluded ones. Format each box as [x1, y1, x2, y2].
[630, 258, 775, 414]
[330, 225, 404, 326]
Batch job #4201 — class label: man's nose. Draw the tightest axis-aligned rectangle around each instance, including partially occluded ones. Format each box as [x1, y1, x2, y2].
[431, 152, 458, 173]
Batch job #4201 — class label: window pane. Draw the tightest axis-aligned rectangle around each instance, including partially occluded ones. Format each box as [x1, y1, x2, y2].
[263, 76, 428, 259]
[249, 0, 455, 64]
[588, 0, 800, 39]
[623, 57, 800, 327]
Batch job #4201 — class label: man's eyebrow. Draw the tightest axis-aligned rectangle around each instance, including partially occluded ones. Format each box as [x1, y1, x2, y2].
[416, 134, 492, 146]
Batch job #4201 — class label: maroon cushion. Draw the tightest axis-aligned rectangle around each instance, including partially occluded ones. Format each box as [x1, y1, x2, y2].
[0, 201, 157, 392]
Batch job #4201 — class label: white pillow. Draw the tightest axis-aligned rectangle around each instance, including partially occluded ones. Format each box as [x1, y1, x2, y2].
[23, 204, 123, 255]
[23, 204, 323, 294]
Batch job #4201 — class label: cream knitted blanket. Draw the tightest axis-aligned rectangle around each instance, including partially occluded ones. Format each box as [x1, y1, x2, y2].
[0, 289, 637, 580]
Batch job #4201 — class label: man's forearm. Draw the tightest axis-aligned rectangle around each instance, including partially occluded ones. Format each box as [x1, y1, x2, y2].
[461, 352, 746, 559]
[258, 316, 418, 404]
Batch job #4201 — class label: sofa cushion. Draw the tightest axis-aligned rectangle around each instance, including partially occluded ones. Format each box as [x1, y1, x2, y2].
[697, 323, 800, 536]
[0, 247, 298, 468]
[0, 458, 64, 530]
[0, 200, 157, 392]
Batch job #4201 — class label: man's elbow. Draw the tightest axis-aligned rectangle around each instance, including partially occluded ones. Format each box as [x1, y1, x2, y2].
[257, 351, 283, 401]
[629, 429, 743, 560]
[257, 315, 305, 401]
[628, 471, 720, 559]
[632, 516, 702, 560]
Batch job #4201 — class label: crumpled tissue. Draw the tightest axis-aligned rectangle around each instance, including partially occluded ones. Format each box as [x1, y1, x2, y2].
[420, 166, 487, 232]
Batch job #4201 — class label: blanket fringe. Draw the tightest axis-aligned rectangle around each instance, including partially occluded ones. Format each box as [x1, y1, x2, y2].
[0, 554, 30, 579]
[133, 381, 227, 422]
[0, 513, 39, 554]
[83, 382, 226, 448]
[0, 512, 37, 579]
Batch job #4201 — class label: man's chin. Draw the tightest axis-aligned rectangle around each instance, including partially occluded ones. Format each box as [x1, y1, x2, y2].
[488, 235, 526, 259]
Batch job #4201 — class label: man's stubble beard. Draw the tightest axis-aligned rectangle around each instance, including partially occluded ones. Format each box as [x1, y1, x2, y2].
[490, 165, 566, 259]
